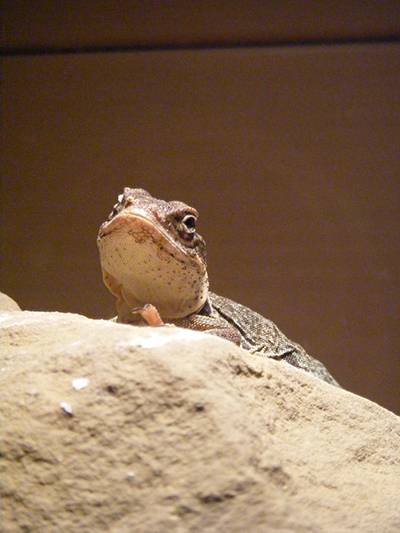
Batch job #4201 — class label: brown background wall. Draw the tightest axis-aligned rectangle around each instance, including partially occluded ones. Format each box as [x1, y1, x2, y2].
[1, 2, 399, 415]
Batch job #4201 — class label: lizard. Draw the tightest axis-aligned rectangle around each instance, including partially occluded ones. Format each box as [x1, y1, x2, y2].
[97, 188, 340, 387]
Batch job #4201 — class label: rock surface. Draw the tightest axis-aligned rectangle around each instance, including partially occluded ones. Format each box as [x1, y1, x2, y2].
[1, 294, 400, 533]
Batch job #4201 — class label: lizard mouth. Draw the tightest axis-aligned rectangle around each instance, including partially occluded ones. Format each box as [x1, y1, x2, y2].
[98, 208, 158, 239]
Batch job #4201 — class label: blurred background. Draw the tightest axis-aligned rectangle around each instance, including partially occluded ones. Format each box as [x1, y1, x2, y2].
[1, 1, 399, 414]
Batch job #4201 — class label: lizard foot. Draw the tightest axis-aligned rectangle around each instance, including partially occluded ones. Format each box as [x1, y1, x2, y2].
[132, 304, 164, 327]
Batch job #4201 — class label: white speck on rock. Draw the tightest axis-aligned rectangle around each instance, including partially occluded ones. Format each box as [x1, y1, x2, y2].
[126, 471, 136, 485]
[60, 402, 73, 415]
[72, 378, 90, 390]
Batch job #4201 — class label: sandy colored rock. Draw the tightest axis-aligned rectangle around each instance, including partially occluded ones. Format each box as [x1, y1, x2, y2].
[1, 304, 400, 533]
[0, 292, 21, 312]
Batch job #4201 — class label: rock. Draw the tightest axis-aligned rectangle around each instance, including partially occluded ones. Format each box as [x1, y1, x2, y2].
[0, 292, 21, 312]
[1, 301, 400, 533]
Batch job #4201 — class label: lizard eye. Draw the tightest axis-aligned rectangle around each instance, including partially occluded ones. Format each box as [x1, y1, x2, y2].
[181, 214, 197, 233]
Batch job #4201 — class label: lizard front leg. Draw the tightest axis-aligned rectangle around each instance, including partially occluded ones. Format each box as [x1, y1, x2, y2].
[133, 303, 242, 345]
[132, 304, 165, 327]
[172, 314, 242, 346]
[132, 303, 241, 346]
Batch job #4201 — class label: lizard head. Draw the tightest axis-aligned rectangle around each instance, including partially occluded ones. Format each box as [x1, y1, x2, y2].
[97, 188, 209, 322]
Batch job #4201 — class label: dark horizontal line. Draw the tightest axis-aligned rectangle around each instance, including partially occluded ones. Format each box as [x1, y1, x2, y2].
[1, 35, 399, 57]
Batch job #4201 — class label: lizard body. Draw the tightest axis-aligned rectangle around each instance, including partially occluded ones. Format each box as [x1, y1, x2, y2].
[97, 188, 340, 387]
